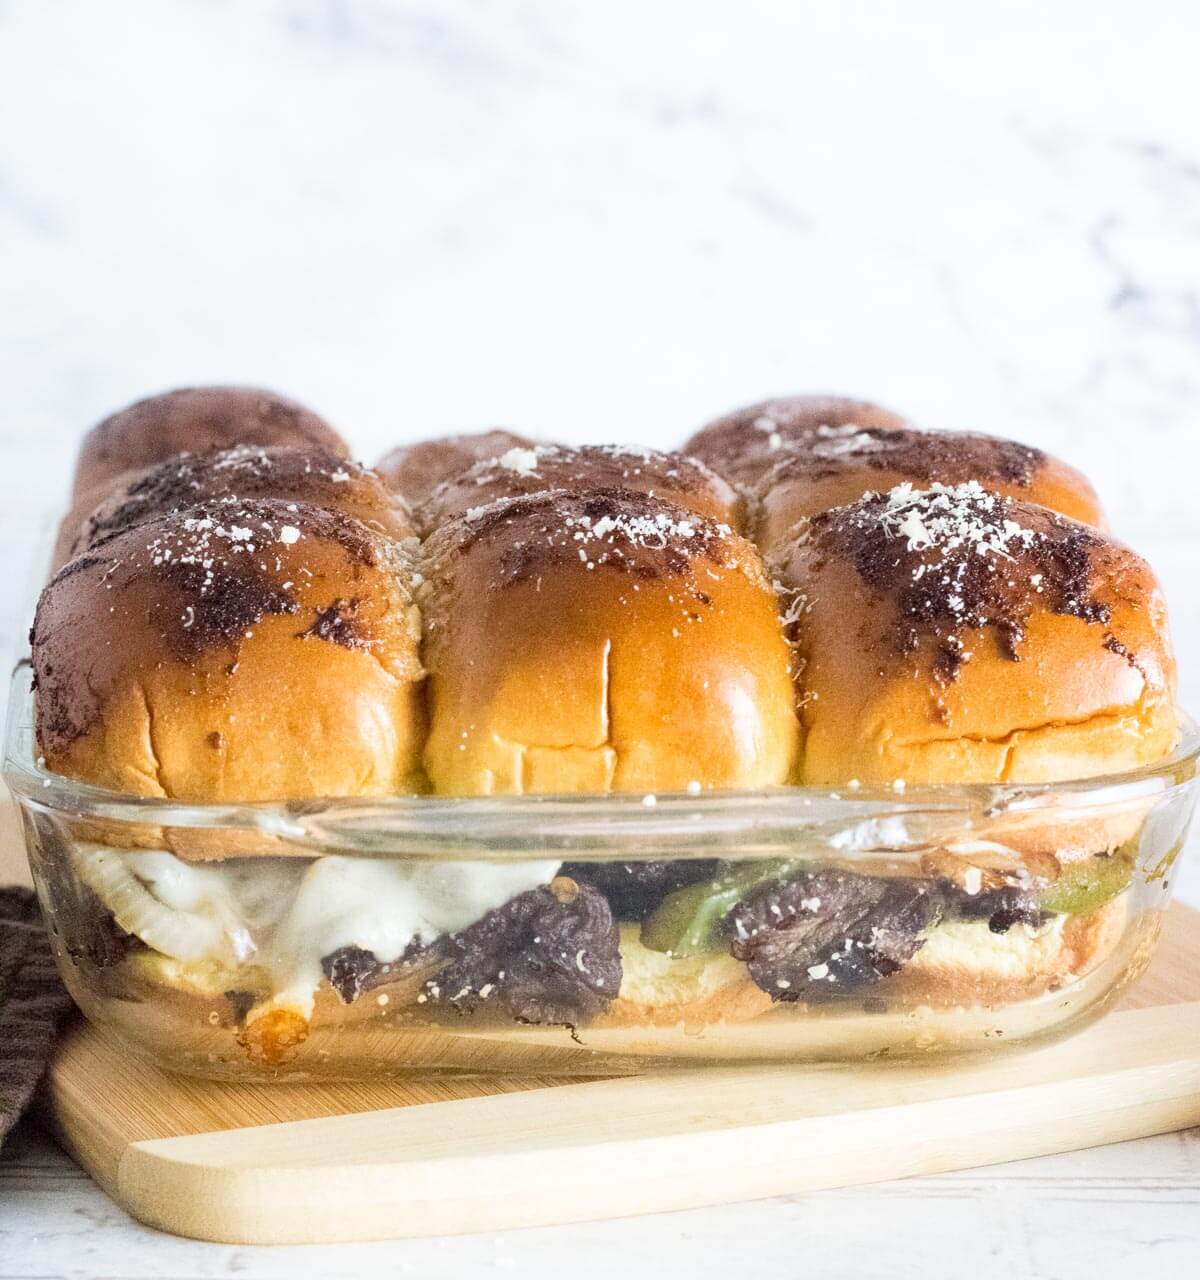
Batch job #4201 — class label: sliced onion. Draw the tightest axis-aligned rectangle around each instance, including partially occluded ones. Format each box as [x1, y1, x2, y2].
[74, 845, 244, 965]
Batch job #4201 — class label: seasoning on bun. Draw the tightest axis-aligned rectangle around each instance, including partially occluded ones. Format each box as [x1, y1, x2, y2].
[376, 430, 535, 504]
[419, 443, 739, 534]
[683, 394, 909, 487]
[71, 386, 346, 503]
[55, 446, 413, 570]
[753, 426, 1104, 550]
[33, 498, 425, 804]
[771, 480, 1175, 787]
[418, 488, 800, 795]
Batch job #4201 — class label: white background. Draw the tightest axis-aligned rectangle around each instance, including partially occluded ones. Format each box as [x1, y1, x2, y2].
[1, 2, 1199, 1275]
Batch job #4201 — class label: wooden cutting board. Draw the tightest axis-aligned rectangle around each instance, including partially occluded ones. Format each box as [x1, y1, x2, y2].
[37, 903, 1200, 1245]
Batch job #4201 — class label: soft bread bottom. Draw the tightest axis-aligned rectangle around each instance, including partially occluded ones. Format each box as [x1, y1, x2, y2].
[894, 903, 1129, 1005]
[596, 926, 773, 1028]
[52, 898, 1145, 1079]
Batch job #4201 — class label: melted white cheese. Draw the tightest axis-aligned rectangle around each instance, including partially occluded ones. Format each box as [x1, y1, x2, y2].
[265, 856, 560, 1015]
[77, 845, 559, 1017]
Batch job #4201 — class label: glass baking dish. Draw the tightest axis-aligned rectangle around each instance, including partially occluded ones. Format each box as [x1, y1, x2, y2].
[4, 665, 1197, 1081]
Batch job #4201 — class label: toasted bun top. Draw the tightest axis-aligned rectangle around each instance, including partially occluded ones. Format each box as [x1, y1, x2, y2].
[683, 395, 909, 486]
[753, 426, 1105, 548]
[771, 481, 1176, 785]
[376, 431, 534, 504]
[418, 488, 800, 794]
[71, 387, 347, 502]
[39, 388, 1181, 814]
[60, 446, 413, 567]
[33, 498, 425, 801]
[419, 444, 740, 534]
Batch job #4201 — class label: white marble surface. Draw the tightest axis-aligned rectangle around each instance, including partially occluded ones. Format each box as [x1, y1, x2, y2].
[1, 0, 1199, 1272]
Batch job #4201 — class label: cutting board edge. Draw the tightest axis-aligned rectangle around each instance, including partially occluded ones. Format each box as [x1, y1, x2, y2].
[113, 1008, 1200, 1244]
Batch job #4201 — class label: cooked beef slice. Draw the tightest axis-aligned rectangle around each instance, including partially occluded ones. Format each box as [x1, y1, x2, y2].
[727, 869, 945, 1000]
[422, 879, 622, 1026]
[320, 938, 445, 1005]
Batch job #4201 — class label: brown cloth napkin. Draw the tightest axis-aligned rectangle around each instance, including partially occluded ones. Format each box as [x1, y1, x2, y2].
[0, 887, 73, 1149]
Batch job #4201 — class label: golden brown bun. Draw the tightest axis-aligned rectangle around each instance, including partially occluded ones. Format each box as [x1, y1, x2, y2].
[71, 387, 347, 502]
[376, 430, 535, 503]
[419, 444, 740, 535]
[683, 394, 909, 487]
[54, 446, 414, 571]
[770, 482, 1177, 788]
[32, 498, 425, 804]
[753, 427, 1105, 550]
[418, 488, 801, 794]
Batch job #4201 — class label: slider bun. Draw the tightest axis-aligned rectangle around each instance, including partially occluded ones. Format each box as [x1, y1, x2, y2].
[376, 430, 535, 503]
[754, 427, 1105, 550]
[55, 446, 414, 570]
[32, 498, 425, 807]
[683, 394, 909, 486]
[771, 482, 1177, 789]
[419, 444, 740, 534]
[895, 899, 1128, 1006]
[419, 488, 800, 794]
[71, 386, 347, 503]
